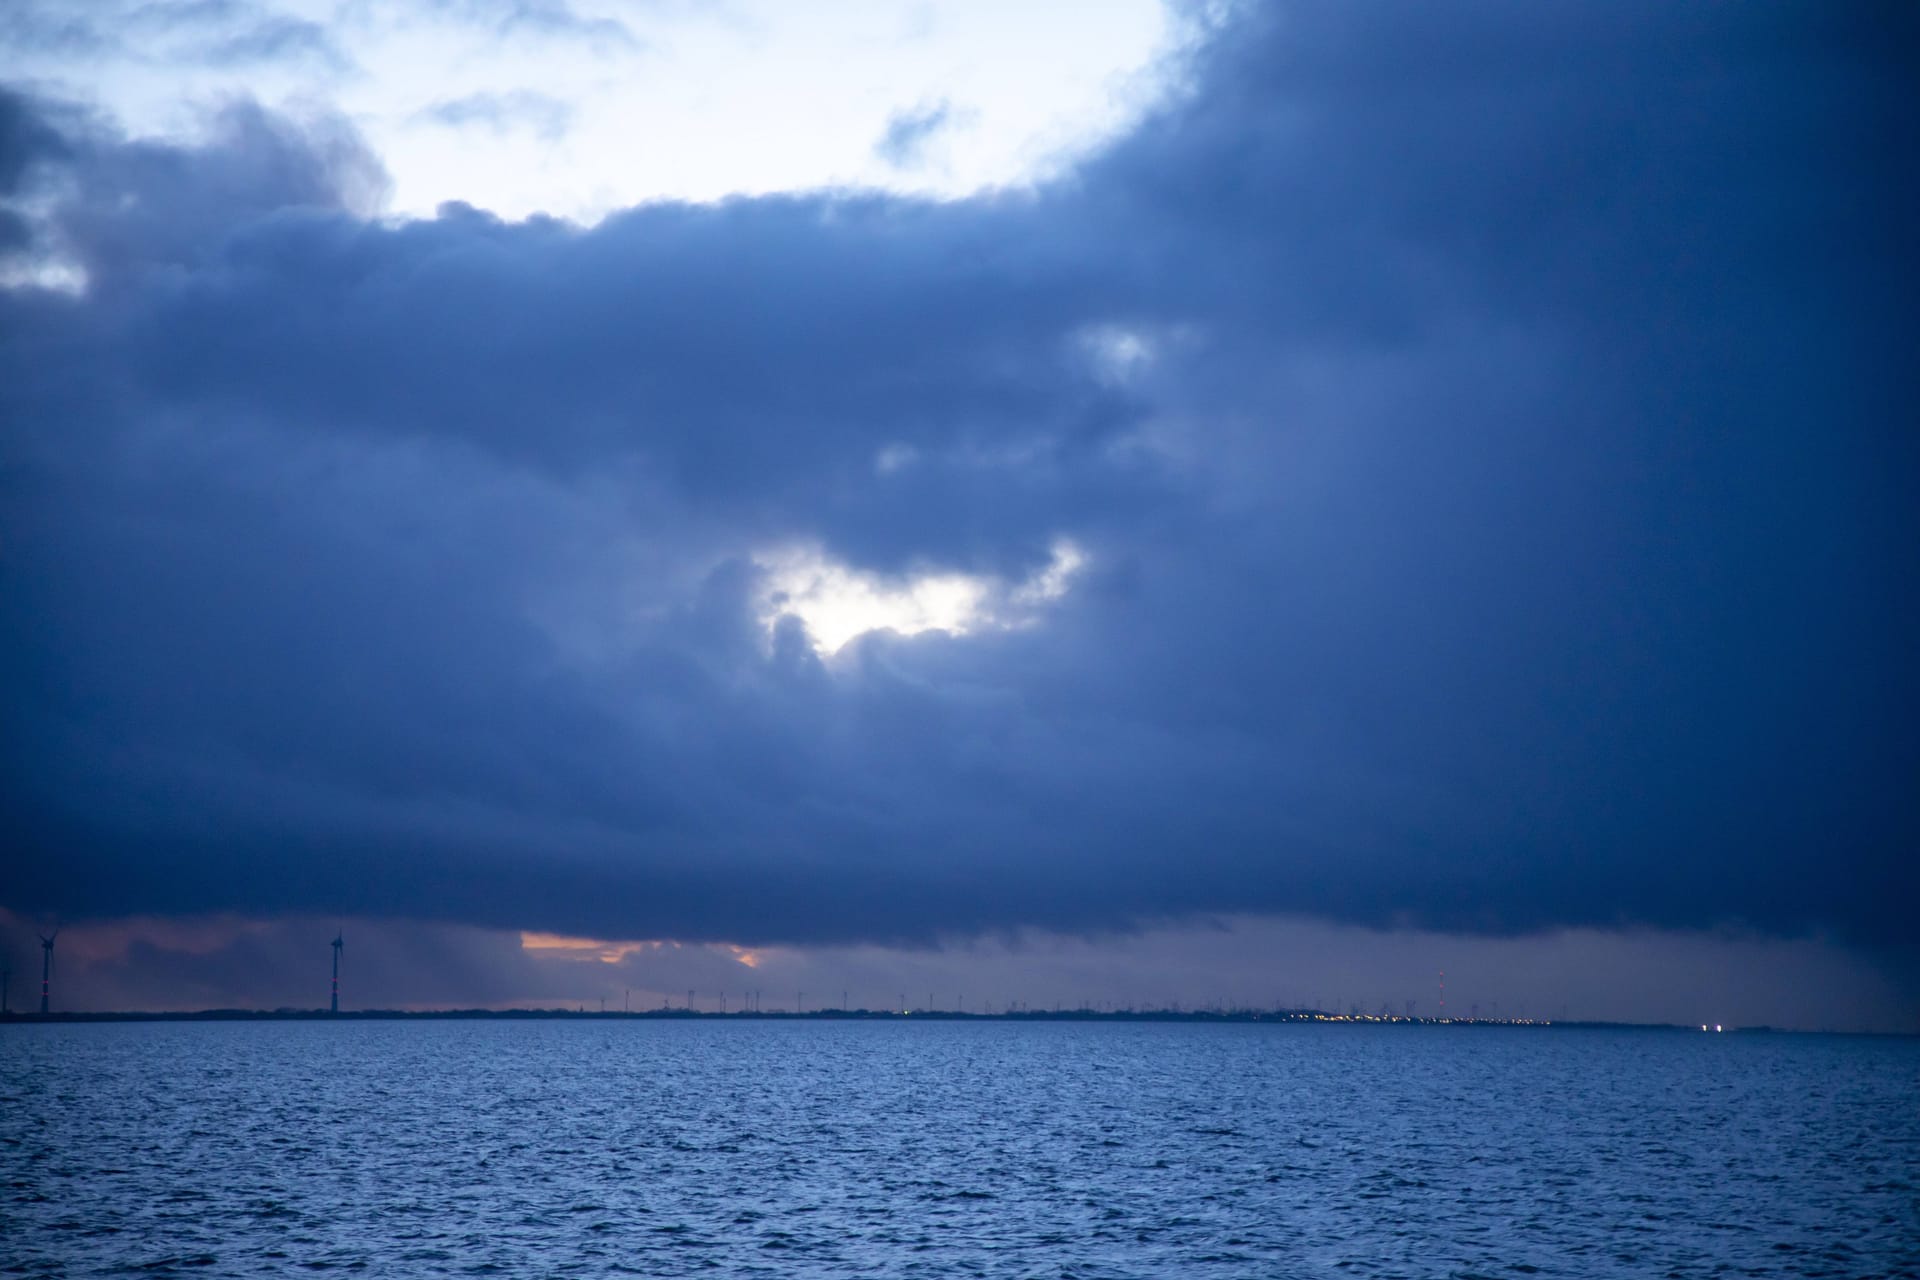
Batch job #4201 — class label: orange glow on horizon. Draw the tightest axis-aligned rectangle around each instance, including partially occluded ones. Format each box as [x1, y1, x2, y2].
[517, 932, 666, 964]
[516, 933, 773, 969]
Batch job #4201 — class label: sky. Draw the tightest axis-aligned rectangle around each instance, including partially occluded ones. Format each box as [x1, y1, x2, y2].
[1, 1, 1914, 1030]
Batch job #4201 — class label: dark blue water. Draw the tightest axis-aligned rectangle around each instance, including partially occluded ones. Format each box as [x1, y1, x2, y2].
[3, 1021, 1915, 1277]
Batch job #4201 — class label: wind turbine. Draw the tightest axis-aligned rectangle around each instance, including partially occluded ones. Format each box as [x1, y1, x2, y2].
[39, 929, 57, 1014]
[330, 931, 343, 1014]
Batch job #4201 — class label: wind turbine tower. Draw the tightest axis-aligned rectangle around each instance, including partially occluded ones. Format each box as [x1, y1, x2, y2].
[330, 932, 343, 1014]
[39, 931, 57, 1014]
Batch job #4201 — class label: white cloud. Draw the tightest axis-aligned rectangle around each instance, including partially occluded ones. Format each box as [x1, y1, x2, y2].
[756, 540, 1086, 655]
[5, 0, 1178, 221]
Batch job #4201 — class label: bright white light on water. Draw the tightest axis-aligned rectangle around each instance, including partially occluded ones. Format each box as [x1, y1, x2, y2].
[757, 539, 1086, 655]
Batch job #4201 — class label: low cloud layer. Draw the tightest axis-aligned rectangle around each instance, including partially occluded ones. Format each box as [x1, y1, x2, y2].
[5, 910, 1907, 1033]
[1, 6, 1914, 965]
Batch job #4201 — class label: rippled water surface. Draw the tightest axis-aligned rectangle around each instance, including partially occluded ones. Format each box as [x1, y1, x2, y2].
[3, 1021, 1916, 1277]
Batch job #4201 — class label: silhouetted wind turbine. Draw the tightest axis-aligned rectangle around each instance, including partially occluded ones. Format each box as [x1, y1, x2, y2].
[39, 930, 57, 1014]
[330, 931, 343, 1014]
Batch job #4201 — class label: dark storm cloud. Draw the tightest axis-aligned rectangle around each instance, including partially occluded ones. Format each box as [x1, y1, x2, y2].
[2, 3, 1914, 951]
[0, 87, 70, 192]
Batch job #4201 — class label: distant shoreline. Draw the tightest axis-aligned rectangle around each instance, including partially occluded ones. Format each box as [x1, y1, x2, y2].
[0, 1008, 1800, 1032]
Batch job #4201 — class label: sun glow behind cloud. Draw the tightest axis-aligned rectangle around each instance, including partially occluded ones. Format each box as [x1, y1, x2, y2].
[518, 931, 660, 964]
[0, 0, 1178, 223]
[756, 540, 1086, 655]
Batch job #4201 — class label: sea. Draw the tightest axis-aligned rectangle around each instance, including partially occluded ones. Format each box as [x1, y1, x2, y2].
[2, 1020, 1916, 1278]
